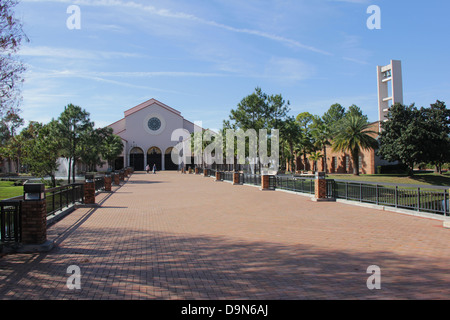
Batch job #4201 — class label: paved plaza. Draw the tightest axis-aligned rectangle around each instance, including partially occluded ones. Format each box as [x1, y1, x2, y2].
[0, 171, 449, 300]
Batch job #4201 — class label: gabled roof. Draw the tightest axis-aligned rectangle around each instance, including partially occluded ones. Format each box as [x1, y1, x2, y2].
[124, 98, 182, 118]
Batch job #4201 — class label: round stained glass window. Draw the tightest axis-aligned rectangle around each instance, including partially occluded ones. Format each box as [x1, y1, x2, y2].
[147, 117, 162, 131]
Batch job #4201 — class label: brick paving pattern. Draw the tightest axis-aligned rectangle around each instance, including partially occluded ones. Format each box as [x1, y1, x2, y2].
[0, 171, 449, 300]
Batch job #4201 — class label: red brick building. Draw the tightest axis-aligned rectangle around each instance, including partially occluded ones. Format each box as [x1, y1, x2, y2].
[296, 122, 384, 175]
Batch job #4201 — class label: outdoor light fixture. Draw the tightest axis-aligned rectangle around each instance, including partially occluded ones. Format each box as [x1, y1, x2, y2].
[85, 174, 94, 183]
[23, 183, 45, 201]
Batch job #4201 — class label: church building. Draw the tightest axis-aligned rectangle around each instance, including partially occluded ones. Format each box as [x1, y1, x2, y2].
[108, 99, 201, 171]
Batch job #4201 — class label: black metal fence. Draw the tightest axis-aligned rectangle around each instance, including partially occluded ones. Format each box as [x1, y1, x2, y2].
[222, 172, 234, 182]
[45, 183, 85, 216]
[241, 173, 261, 186]
[275, 176, 315, 195]
[0, 200, 21, 244]
[0, 176, 113, 246]
[331, 181, 449, 216]
[201, 172, 449, 216]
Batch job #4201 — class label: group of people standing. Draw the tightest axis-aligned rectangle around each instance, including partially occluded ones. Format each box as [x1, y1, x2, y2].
[146, 164, 157, 174]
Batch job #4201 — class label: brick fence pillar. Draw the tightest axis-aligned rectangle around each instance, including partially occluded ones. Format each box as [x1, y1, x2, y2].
[215, 171, 222, 182]
[114, 172, 120, 185]
[233, 172, 240, 185]
[119, 170, 124, 181]
[104, 175, 112, 192]
[195, 168, 199, 174]
[84, 181, 96, 205]
[315, 178, 327, 199]
[313, 172, 331, 202]
[21, 199, 47, 245]
[204, 169, 208, 177]
[260, 175, 271, 190]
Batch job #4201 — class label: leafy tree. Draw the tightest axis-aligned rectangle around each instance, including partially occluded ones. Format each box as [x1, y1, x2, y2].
[419, 100, 450, 174]
[296, 112, 314, 129]
[101, 132, 124, 171]
[377, 103, 428, 175]
[0, 0, 28, 114]
[333, 114, 378, 175]
[22, 121, 62, 187]
[0, 109, 23, 172]
[79, 126, 116, 172]
[57, 104, 94, 183]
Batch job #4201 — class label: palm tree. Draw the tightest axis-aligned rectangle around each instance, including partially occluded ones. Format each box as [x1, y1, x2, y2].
[311, 121, 332, 173]
[332, 115, 378, 176]
[308, 151, 323, 173]
[280, 117, 302, 173]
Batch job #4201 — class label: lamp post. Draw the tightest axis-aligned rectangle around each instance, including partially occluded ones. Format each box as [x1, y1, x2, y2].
[23, 183, 45, 201]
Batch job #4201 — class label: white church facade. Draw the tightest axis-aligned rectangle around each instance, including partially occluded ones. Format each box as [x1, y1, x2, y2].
[108, 98, 201, 171]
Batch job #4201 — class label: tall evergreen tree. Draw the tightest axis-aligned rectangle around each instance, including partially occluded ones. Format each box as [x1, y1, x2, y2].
[279, 116, 302, 172]
[57, 104, 93, 183]
[321, 103, 346, 134]
[295, 112, 315, 171]
[310, 117, 332, 173]
[226, 87, 290, 172]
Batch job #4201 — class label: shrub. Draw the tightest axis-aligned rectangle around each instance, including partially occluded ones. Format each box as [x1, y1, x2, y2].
[377, 164, 409, 174]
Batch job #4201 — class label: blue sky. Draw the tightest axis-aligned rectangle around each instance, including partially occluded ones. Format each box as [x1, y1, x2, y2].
[15, 0, 450, 131]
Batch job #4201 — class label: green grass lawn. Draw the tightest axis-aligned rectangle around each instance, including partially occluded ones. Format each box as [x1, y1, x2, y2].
[0, 181, 23, 200]
[327, 172, 450, 188]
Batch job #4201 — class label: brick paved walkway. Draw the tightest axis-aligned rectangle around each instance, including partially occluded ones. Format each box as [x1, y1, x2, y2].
[0, 171, 449, 300]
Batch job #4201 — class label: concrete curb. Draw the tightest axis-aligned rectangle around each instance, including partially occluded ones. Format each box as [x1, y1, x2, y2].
[271, 188, 450, 226]
[335, 198, 450, 223]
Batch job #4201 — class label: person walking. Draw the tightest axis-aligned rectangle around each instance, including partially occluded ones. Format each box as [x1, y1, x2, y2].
[146, 164, 150, 174]
[153, 164, 157, 174]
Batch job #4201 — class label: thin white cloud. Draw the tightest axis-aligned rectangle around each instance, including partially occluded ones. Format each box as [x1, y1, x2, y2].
[19, 46, 143, 60]
[23, 67, 221, 96]
[21, 0, 332, 56]
[26, 68, 227, 80]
